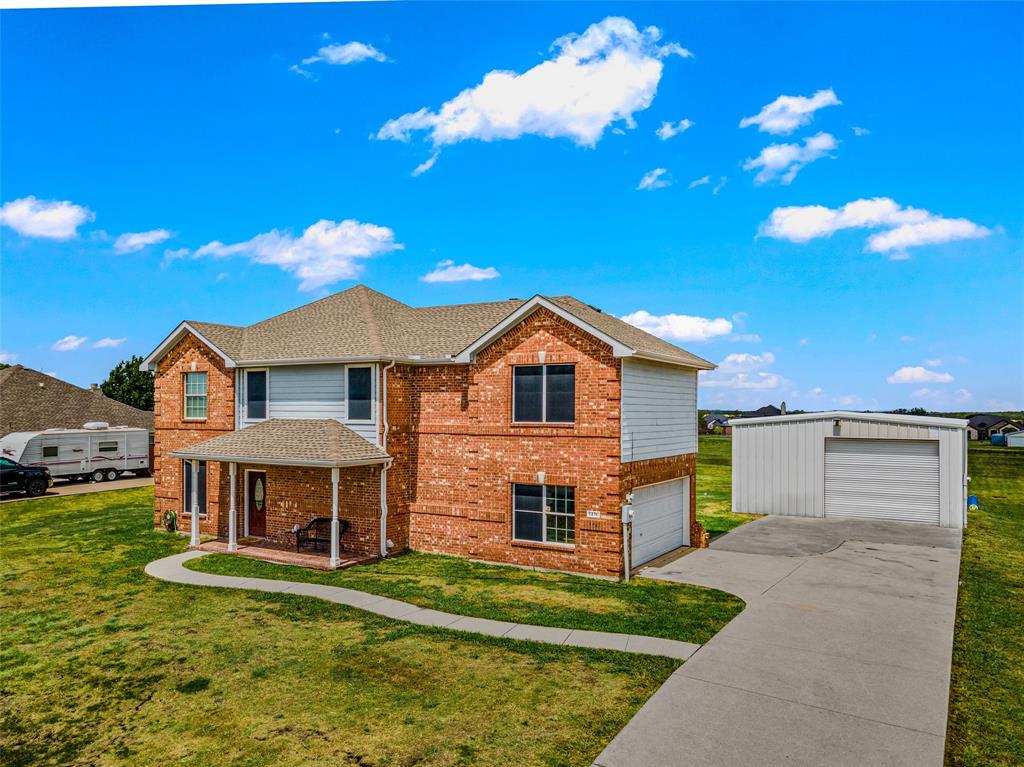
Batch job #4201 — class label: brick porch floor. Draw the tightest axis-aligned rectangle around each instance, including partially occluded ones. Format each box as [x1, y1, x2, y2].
[197, 538, 376, 570]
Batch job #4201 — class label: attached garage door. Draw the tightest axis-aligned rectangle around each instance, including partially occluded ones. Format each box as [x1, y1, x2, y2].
[631, 478, 689, 566]
[825, 439, 940, 524]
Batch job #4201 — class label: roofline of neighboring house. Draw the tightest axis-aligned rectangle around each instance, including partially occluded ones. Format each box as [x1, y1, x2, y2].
[167, 450, 392, 468]
[730, 410, 969, 429]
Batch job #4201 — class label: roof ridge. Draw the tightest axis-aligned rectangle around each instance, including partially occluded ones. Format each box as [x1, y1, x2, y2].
[359, 285, 387, 356]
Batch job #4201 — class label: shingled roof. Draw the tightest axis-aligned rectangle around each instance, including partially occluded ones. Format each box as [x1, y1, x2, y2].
[170, 419, 390, 467]
[0, 365, 154, 436]
[152, 285, 714, 369]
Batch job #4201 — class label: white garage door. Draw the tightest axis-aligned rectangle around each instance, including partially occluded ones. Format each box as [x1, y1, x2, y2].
[825, 439, 940, 524]
[631, 478, 689, 566]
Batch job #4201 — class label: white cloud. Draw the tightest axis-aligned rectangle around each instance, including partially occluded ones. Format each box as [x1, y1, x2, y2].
[637, 167, 671, 191]
[899, 335, 916, 342]
[759, 196, 994, 258]
[289, 64, 315, 80]
[809, 386, 824, 396]
[688, 175, 710, 189]
[729, 333, 762, 343]
[302, 41, 388, 67]
[743, 132, 838, 185]
[93, 337, 126, 348]
[886, 366, 954, 384]
[0, 351, 18, 364]
[113, 229, 172, 254]
[702, 372, 784, 390]
[377, 16, 691, 167]
[412, 151, 440, 177]
[836, 394, 862, 406]
[717, 352, 775, 373]
[852, 126, 870, 137]
[53, 335, 88, 352]
[912, 387, 942, 399]
[421, 259, 500, 283]
[42, 371, 57, 378]
[184, 218, 403, 291]
[0, 196, 94, 240]
[620, 310, 732, 342]
[739, 88, 841, 135]
[799, 338, 809, 345]
[923, 358, 942, 367]
[711, 176, 727, 195]
[656, 118, 693, 140]
[955, 388, 972, 402]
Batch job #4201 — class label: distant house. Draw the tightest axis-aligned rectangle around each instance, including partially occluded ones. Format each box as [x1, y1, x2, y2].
[0, 365, 154, 437]
[966, 414, 1021, 441]
[704, 415, 730, 434]
[741, 404, 783, 419]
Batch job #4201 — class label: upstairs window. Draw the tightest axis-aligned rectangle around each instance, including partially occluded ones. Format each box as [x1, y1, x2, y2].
[347, 366, 372, 421]
[245, 370, 268, 420]
[184, 372, 207, 419]
[513, 365, 575, 423]
[513, 483, 575, 545]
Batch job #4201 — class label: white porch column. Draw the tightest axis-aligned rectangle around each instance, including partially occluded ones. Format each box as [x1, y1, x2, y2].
[330, 467, 340, 567]
[227, 462, 238, 551]
[189, 458, 201, 548]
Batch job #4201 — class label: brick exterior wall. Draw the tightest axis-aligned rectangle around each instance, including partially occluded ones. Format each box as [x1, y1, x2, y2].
[154, 307, 703, 577]
[153, 333, 235, 537]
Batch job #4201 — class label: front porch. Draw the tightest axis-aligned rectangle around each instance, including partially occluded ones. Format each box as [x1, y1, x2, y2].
[197, 537, 376, 570]
[169, 419, 393, 568]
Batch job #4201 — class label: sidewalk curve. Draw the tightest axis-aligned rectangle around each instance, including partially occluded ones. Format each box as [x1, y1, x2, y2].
[145, 551, 700, 661]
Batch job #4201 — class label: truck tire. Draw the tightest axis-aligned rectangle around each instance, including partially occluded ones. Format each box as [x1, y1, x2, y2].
[91, 469, 104, 483]
[25, 478, 47, 497]
[105, 469, 118, 482]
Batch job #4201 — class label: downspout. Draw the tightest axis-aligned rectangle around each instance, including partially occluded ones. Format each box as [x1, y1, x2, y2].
[621, 493, 634, 582]
[379, 360, 397, 557]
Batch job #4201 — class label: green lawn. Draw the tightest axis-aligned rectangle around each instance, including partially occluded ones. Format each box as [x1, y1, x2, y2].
[945, 442, 1024, 767]
[0, 487, 735, 767]
[696, 434, 755, 536]
[188, 547, 743, 646]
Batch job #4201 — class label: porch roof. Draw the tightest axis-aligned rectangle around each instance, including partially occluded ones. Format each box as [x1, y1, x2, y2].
[169, 419, 391, 468]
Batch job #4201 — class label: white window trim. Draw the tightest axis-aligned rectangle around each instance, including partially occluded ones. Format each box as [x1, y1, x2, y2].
[183, 371, 208, 421]
[345, 364, 376, 424]
[512, 483, 576, 547]
[240, 367, 270, 425]
[182, 459, 208, 518]
[512, 364, 575, 425]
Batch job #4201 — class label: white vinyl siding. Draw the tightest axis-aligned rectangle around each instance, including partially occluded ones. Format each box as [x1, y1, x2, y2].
[621, 358, 697, 462]
[239, 363, 379, 446]
[732, 414, 967, 528]
[825, 439, 940, 524]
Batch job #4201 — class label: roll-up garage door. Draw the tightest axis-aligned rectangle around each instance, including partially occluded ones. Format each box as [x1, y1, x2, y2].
[824, 439, 940, 524]
[631, 477, 689, 566]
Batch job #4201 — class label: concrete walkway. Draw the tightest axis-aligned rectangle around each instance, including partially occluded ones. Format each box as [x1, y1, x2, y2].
[145, 551, 700, 660]
[594, 517, 962, 767]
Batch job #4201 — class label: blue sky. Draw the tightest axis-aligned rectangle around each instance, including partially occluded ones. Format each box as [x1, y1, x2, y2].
[1, 2, 1021, 411]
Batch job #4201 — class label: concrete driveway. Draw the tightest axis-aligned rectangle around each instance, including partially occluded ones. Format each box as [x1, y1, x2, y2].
[594, 516, 962, 767]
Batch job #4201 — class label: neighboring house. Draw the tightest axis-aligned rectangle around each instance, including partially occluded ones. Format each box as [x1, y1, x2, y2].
[141, 285, 715, 577]
[0, 365, 154, 437]
[740, 404, 782, 418]
[966, 414, 1021, 441]
[704, 415, 730, 434]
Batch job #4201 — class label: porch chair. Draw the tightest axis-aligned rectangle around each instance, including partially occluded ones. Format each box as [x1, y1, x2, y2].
[295, 517, 349, 553]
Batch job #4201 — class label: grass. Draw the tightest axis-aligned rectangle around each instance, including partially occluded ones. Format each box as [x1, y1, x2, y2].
[187, 547, 743, 646]
[696, 435, 755, 536]
[0, 487, 693, 767]
[945, 442, 1024, 767]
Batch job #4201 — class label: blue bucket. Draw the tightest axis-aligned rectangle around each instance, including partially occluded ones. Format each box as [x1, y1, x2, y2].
[967, 494, 980, 512]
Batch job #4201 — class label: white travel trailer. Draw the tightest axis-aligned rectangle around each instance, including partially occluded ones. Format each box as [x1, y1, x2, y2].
[0, 422, 150, 482]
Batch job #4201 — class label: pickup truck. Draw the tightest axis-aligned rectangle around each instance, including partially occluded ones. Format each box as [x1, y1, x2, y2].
[0, 457, 52, 497]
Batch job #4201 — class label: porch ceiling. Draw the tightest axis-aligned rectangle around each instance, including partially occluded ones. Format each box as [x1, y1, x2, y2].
[168, 418, 390, 468]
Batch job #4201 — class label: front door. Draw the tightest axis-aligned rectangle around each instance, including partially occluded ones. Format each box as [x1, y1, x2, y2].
[247, 471, 267, 537]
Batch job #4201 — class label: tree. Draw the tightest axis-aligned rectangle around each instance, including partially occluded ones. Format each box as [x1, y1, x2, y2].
[101, 355, 154, 411]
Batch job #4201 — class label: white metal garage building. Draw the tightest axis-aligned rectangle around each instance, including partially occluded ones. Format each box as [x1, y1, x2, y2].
[731, 411, 968, 529]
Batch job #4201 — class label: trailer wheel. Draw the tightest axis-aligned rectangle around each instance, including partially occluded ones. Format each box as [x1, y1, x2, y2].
[105, 469, 118, 482]
[91, 469, 104, 483]
[25, 478, 47, 497]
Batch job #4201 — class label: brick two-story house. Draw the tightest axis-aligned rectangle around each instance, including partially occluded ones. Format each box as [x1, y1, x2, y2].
[142, 286, 714, 578]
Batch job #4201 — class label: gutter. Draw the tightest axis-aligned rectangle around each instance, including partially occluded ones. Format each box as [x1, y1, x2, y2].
[379, 360, 397, 557]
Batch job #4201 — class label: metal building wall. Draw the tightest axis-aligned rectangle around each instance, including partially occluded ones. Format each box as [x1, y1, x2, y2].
[731, 414, 966, 528]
